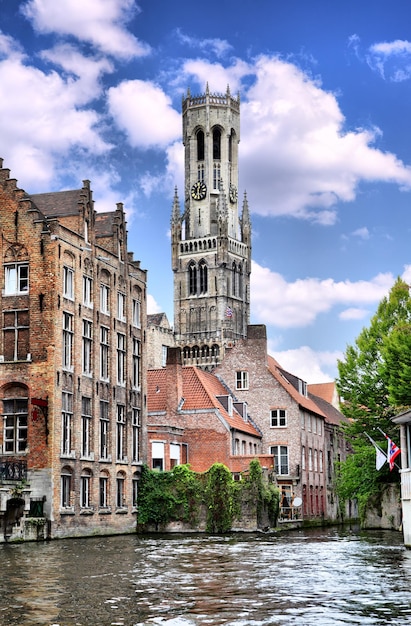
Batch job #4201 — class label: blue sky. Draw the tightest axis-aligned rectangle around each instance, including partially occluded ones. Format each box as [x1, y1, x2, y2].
[2, 0, 411, 383]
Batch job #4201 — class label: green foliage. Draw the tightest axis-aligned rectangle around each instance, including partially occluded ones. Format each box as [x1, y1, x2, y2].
[205, 463, 234, 533]
[137, 460, 279, 532]
[336, 278, 408, 514]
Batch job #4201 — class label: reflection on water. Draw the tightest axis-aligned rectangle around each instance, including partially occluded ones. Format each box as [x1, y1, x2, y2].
[1, 528, 411, 625]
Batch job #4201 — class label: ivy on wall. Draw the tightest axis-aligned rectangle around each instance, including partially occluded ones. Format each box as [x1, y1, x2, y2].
[137, 460, 280, 532]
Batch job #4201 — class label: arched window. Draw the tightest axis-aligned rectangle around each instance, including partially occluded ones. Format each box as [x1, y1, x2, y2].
[232, 262, 237, 296]
[213, 128, 221, 160]
[197, 130, 205, 161]
[238, 263, 243, 298]
[188, 261, 197, 295]
[80, 468, 92, 508]
[199, 260, 208, 294]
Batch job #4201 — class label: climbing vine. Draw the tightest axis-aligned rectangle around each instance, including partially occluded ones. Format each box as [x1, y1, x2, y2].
[137, 460, 280, 533]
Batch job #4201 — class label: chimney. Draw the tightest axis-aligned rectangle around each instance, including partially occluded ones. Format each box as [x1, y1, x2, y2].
[165, 347, 184, 413]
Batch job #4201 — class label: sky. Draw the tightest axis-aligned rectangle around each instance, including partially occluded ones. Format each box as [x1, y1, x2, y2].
[2, 0, 411, 383]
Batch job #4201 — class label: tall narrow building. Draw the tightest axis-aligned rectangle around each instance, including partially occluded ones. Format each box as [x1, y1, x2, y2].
[171, 85, 251, 370]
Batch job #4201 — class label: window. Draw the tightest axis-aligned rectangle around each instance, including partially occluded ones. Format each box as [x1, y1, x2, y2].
[116, 473, 125, 508]
[99, 475, 109, 508]
[199, 260, 208, 294]
[188, 262, 197, 296]
[314, 449, 318, 472]
[270, 445, 289, 475]
[61, 469, 72, 509]
[99, 400, 110, 460]
[197, 129, 204, 160]
[270, 409, 287, 428]
[152, 441, 164, 471]
[3, 309, 29, 361]
[131, 408, 140, 463]
[4, 263, 29, 295]
[132, 338, 141, 389]
[82, 320, 92, 375]
[132, 474, 139, 508]
[100, 283, 110, 314]
[213, 128, 221, 159]
[81, 396, 92, 458]
[62, 312, 73, 370]
[302, 446, 306, 470]
[83, 275, 93, 308]
[170, 443, 180, 469]
[117, 292, 126, 321]
[117, 333, 126, 385]
[132, 298, 141, 328]
[3, 398, 28, 453]
[319, 450, 323, 472]
[80, 471, 91, 508]
[236, 371, 249, 390]
[308, 447, 313, 471]
[63, 266, 74, 300]
[116, 404, 126, 462]
[213, 163, 221, 190]
[100, 326, 109, 380]
[61, 392, 73, 456]
[161, 345, 167, 367]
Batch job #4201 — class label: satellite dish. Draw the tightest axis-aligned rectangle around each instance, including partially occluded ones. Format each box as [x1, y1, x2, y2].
[292, 497, 302, 507]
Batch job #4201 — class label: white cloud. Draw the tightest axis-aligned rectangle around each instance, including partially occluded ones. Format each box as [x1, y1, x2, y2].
[176, 29, 232, 59]
[107, 80, 181, 149]
[22, 0, 150, 59]
[251, 260, 394, 328]
[339, 307, 370, 321]
[240, 55, 411, 222]
[367, 39, 411, 82]
[180, 57, 252, 95]
[270, 344, 342, 383]
[351, 226, 370, 240]
[0, 55, 111, 191]
[147, 294, 162, 314]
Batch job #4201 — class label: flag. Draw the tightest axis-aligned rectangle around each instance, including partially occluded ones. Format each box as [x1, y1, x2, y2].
[225, 306, 233, 318]
[386, 437, 401, 471]
[375, 446, 386, 471]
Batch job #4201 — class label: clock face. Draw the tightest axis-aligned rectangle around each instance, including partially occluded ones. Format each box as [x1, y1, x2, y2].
[229, 185, 238, 203]
[191, 181, 207, 201]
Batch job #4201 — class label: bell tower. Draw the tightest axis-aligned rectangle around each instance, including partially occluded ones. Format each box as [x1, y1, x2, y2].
[171, 84, 251, 370]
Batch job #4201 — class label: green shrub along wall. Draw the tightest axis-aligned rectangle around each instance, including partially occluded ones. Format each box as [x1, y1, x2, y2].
[137, 460, 280, 533]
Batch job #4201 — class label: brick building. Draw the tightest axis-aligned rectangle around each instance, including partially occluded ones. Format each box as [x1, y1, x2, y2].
[147, 347, 274, 474]
[0, 160, 147, 541]
[214, 325, 349, 522]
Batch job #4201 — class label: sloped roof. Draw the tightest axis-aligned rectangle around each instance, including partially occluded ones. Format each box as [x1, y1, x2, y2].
[147, 312, 171, 328]
[30, 189, 85, 217]
[308, 392, 349, 426]
[308, 382, 337, 405]
[147, 365, 261, 438]
[267, 355, 327, 418]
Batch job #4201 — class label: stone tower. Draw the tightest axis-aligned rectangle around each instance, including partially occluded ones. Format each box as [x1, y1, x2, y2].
[171, 85, 251, 370]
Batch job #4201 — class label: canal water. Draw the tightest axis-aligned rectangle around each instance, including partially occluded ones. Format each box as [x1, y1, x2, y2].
[1, 527, 411, 626]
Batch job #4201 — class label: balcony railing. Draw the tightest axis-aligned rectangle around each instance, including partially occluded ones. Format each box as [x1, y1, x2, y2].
[0, 458, 28, 482]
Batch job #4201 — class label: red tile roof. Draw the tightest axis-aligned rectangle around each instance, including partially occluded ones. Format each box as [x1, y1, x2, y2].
[147, 365, 261, 438]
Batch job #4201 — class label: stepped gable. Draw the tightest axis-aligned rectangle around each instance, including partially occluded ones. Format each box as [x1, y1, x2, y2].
[267, 355, 327, 418]
[95, 211, 116, 237]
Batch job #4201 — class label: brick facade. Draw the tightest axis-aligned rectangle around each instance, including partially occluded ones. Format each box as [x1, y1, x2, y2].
[0, 160, 147, 541]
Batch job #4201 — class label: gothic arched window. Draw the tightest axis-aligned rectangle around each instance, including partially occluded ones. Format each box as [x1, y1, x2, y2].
[199, 260, 208, 294]
[197, 130, 205, 161]
[238, 263, 243, 298]
[213, 128, 221, 160]
[188, 262, 197, 295]
[232, 262, 237, 296]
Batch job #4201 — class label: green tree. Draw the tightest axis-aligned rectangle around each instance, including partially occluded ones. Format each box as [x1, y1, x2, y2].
[336, 278, 410, 511]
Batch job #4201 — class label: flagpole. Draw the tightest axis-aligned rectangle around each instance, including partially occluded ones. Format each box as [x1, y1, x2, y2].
[374, 427, 401, 470]
[363, 431, 387, 458]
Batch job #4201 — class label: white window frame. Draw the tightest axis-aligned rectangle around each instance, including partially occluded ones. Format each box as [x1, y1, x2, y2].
[80, 474, 91, 508]
[116, 404, 126, 462]
[99, 476, 108, 508]
[82, 319, 92, 376]
[132, 338, 141, 389]
[235, 370, 249, 390]
[100, 326, 109, 381]
[63, 266, 74, 300]
[61, 472, 72, 509]
[100, 283, 110, 314]
[270, 445, 289, 476]
[99, 400, 110, 460]
[3, 398, 28, 454]
[62, 312, 73, 370]
[132, 298, 141, 328]
[81, 396, 92, 458]
[83, 275, 93, 308]
[61, 391, 73, 456]
[270, 408, 287, 428]
[117, 333, 126, 386]
[117, 292, 126, 322]
[4, 263, 29, 295]
[132, 407, 140, 463]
